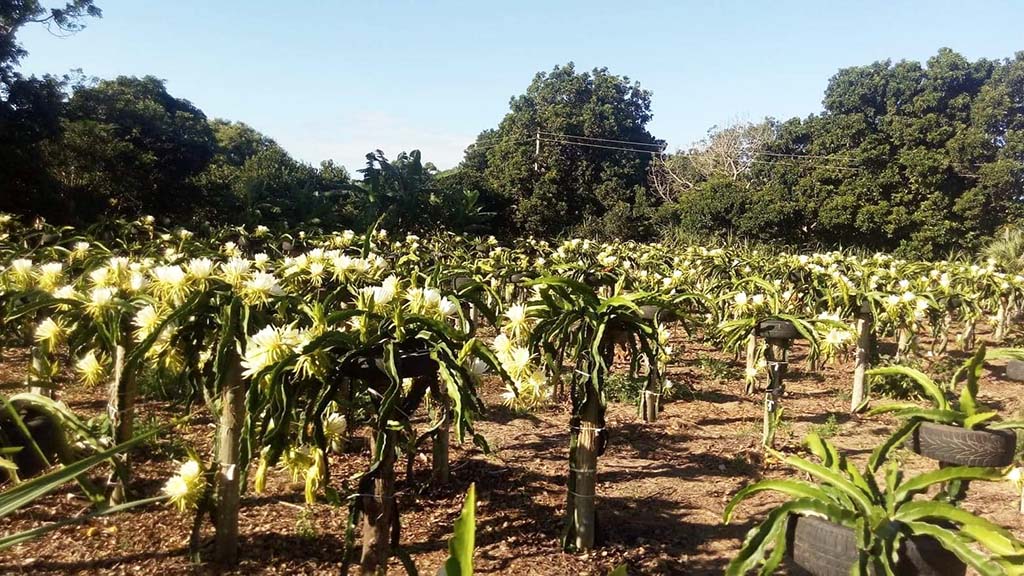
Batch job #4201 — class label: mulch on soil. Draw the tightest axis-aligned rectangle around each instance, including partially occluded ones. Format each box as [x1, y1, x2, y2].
[2, 331, 1023, 575]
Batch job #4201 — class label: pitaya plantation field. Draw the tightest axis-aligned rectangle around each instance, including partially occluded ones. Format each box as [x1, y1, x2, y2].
[6, 0, 1024, 574]
[2, 216, 1024, 575]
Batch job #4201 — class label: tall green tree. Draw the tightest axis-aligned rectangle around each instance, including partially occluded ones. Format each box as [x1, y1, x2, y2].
[462, 63, 663, 238]
[0, 1, 101, 220]
[194, 120, 354, 227]
[665, 49, 1024, 258]
[799, 48, 1000, 256]
[45, 76, 216, 221]
[1, 1, 101, 88]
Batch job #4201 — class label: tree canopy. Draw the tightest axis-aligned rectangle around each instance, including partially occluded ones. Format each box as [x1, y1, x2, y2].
[51, 76, 216, 220]
[458, 63, 663, 239]
[0, 1, 102, 220]
[660, 49, 1024, 257]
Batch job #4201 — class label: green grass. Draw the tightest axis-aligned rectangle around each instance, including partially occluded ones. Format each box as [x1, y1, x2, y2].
[811, 413, 840, 439]
[295, 506, 318, 540]
[695, 354, 740, 383]
[604, 373, 647, 404]
[135, 414, 187, 460]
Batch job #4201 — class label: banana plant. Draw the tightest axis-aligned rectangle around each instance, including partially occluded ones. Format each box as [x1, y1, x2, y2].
[724, 430, 1024, 575]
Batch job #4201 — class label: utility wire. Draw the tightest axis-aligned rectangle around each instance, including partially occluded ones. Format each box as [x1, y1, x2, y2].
[539, 136, 858, 170]
[467, 131, 661, 149]
[464, 134, 513, 147]
[747, 157, 979, 177]
[540, 137, 871, 172]
[472, 132, 982, 177]
[470, 130, 989, 172]
[745, 158, 863, 172]
[540, 130, 862, 163]
[483, 131, 860, 164]
[751, 150, 859, 163]
[465, 138, 534, 151]
[539, 137, 664, 155]
[538, 131, 666, 149]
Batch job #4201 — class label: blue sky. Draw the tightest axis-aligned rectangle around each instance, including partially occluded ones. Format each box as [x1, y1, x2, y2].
[18, 0, 1024, 173]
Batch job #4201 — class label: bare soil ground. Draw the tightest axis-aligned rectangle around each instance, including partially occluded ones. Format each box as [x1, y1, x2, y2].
[2, 330, 1023, 575]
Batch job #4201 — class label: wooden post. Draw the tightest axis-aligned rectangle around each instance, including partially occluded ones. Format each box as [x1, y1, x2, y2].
[28, 343, 56, 398]
[569, 394, 601, 550]
[640, 358, 660, 423]
[503, 281, 515, 305]
[762, 341, 786, 448]
[432, 414, 450, 486]
[107, 344, 136, 504]
[361, 429, 397, 575]
[744, 333, 757, 395]
[851, 311, 872, 412]
[962, 320, 976, 351]
[214, 356, 245, 564]
[641, 383, 659, 423]
[934, 314, 950, 356]
[995, 298, 1008, 342]
[430, 375, 450, 486]
[896, 328, 910, 362]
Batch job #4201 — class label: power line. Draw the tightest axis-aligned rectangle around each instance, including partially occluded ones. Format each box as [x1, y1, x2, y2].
[748, 157, 979, 177]
[478, 131, 860, 166]
[464, 134, 512, 147]
[539, 137, 864, 172]
[538, 131, 665, 150]
[472, 133, 982, 178]
[469, 131, 987, 174]
[538, 132, 865, 164]
[746, 158, 863, 172]
[465, 138, 534, 151]
[467, 130, 665, 151]
[754, 150, 859, 163]
[539, 137, 666, 156]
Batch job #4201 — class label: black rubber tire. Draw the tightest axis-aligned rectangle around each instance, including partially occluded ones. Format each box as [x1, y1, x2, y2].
[0, 412, 60, 481]
[790, 515, 858, 576]
[393, 350, 439, 379]
[637, 305, 679, 322]
[897, 537, 967, 576]
[907, 422, 1017, 467]
[338, 346, 438, 381]
[582, 273, 614, 288]
[789, 515, 966, 576]
[756, 318, 801, 340]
